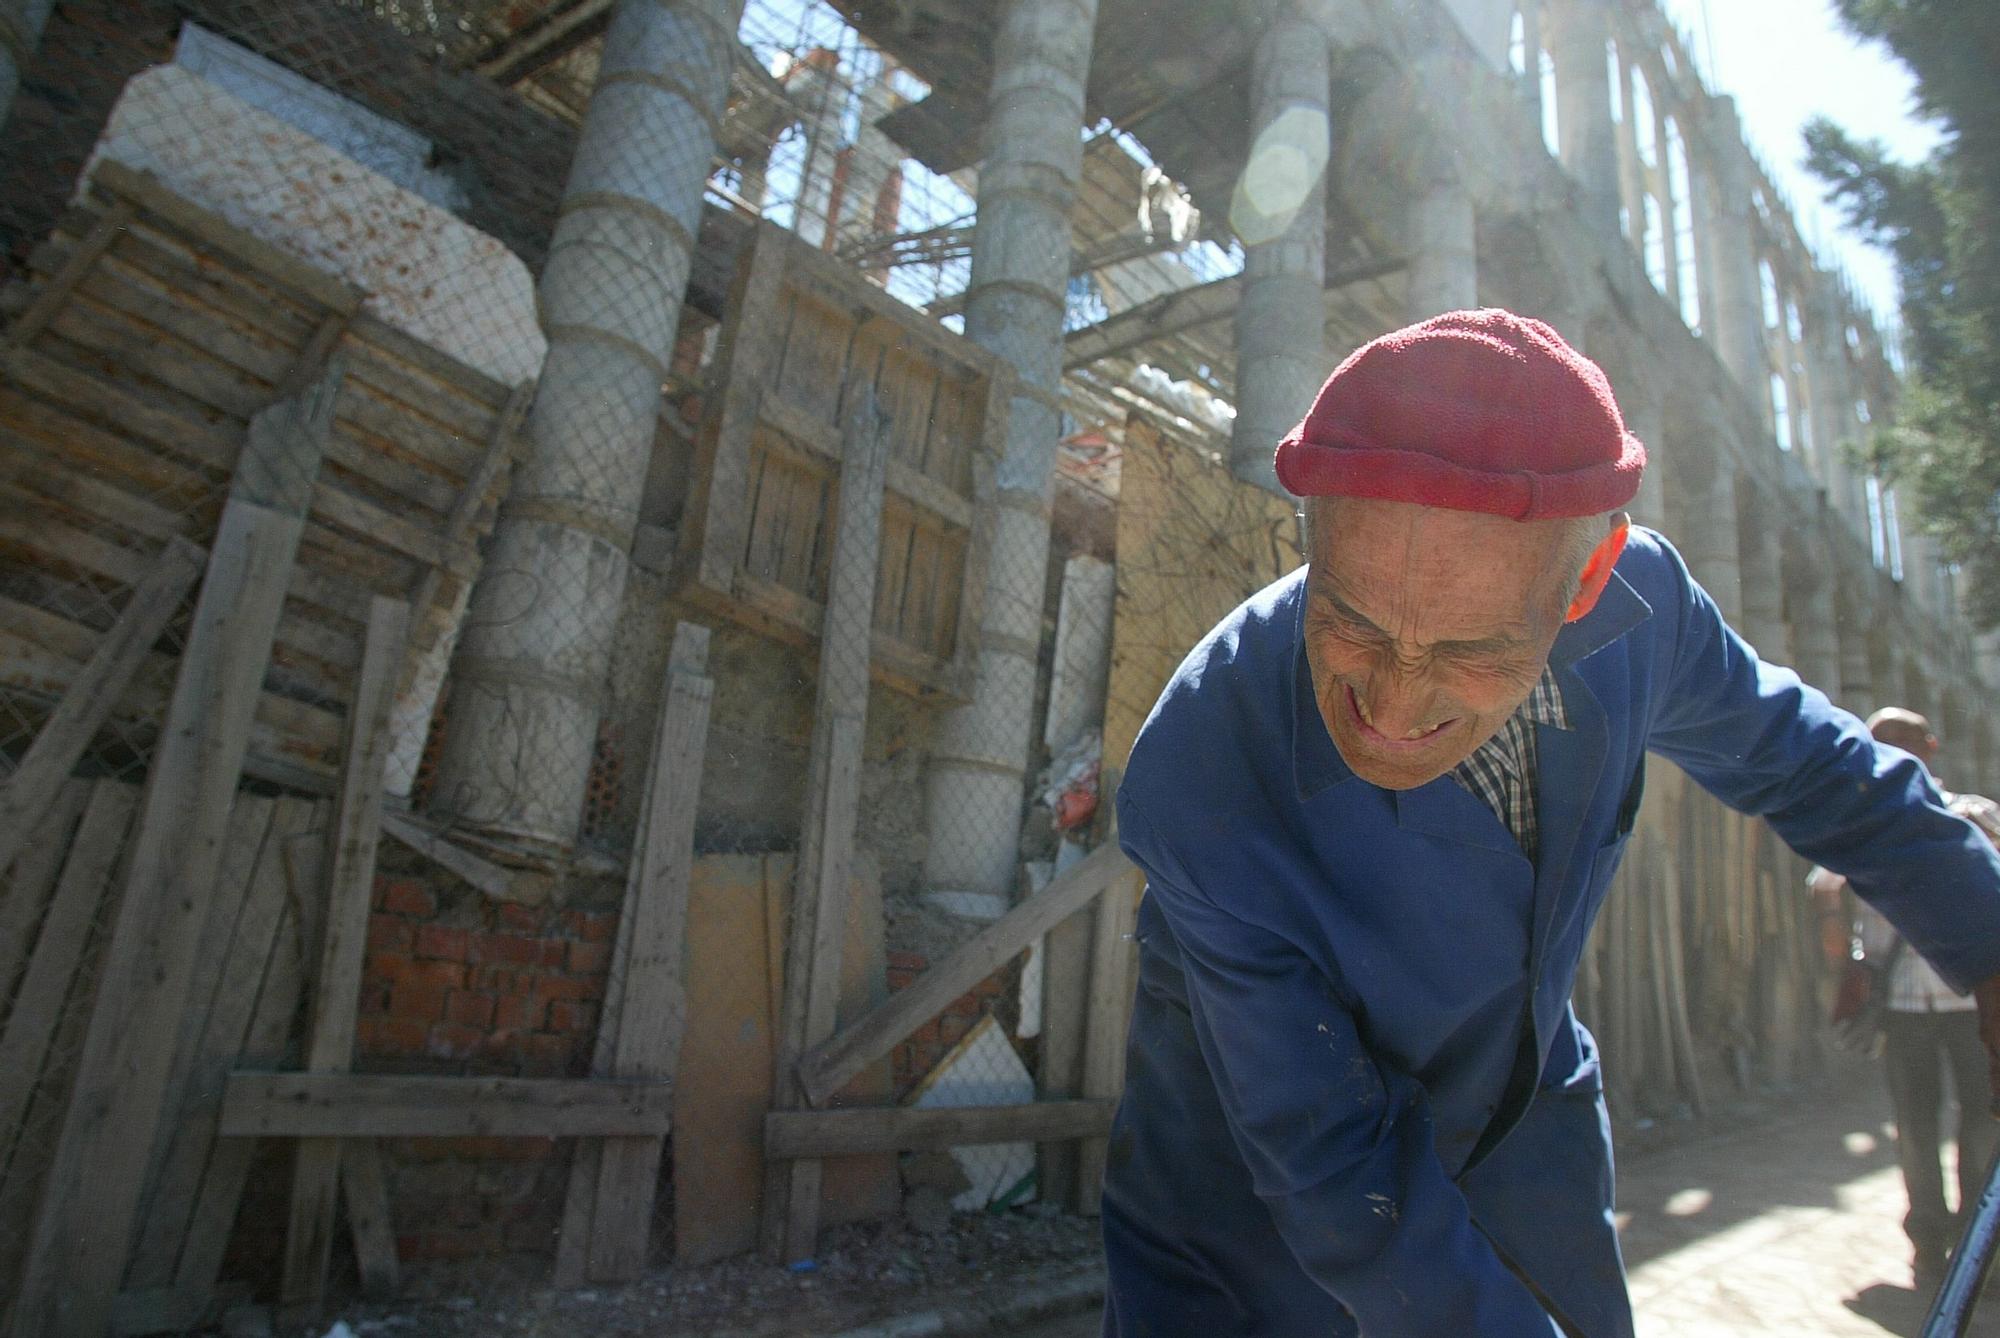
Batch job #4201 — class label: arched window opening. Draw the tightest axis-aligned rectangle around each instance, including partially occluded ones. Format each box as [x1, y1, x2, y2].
[1856, 398, 1872, 425]
[1866, 476, 1887, 568]
[1665, 118, 1700, 330]
[1785, 299, 1804, 345]
[1630, 67, 1658, 170]
[1847, 323, 1863, 351]
[1607, 40, 1624, 123]
[1760, 260, 1782, 330]
[1510, 10, 1528, 76]
[1885, 488, 1905, 581]
[1661, 43, 1678, 78]
[1770, 373, 1791, 452]
[1539, 50, 1560, 157]
[1643, 195, 1668, 292]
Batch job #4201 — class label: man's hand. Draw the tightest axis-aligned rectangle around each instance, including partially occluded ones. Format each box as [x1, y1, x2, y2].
[1974, 973, 2000, 1117]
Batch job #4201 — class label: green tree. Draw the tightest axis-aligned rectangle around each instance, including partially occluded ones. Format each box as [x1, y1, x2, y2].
[1806, 0, 2000, 625]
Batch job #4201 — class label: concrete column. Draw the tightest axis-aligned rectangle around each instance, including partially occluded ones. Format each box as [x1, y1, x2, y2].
[1833, 570, 1874, 715]
[435, 0, 744, 855]
[1734, 476, 1792, 665]
[1662, 424, 1742, 626]
[0, 0, 53, 132]
[834, 68, 902, 257]
[1229, 7, 1329, 492]
[1783, 527, 1840, 701]
[921, 0, 1099, 900]
[1804, 279, 1860, 531]
[791, 49, 847, 249]
[1544, 0, 1621, 236]
[1406, 180, 1478, 318]
[1690, 96, 1769, 406]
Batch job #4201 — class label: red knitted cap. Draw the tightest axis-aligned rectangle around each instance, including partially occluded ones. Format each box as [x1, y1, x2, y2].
[1273, 309, 1646, 521]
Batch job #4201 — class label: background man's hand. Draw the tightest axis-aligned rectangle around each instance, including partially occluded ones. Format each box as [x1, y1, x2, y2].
[1974, 974, 2000, 1117]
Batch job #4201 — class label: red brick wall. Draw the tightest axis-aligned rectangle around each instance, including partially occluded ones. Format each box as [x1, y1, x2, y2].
[885, 949, 1017, 1099]
[345, 868, 620, 1263]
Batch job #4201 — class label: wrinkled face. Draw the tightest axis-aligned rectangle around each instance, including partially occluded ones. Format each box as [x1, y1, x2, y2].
[1303, 497, 1582, 791]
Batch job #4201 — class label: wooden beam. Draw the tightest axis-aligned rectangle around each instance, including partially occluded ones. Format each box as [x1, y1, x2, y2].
[796, 841, 1129, 1109]
[220, 1073, 675, 1139]
[762, 383, 894, 1264]
[279, 595, 412, 1323]
[9, 367, 339, 1338]
[1062, 255, 1407, 370]
[0, 537, 200, 871]
[379, 809, 517, 900]
[581, 623, 715, 1282]
[1076, 862, 1144, 1214]
[471, 0, 616, 84]
[765, 1100, 1117, 1159]
[2, 198, 136, 349]
[405, 379, 531, 623]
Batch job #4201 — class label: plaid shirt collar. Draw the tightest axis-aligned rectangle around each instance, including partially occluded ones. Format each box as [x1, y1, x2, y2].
[1447, 666, 1570, 861]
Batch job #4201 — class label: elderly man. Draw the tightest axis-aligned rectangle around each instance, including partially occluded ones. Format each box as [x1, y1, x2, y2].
[1810, 708, 2000, 1285]
[1101, 310, 2000, 1337]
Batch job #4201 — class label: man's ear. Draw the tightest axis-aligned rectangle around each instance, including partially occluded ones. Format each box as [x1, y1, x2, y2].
[1565, 518, 1630, 623]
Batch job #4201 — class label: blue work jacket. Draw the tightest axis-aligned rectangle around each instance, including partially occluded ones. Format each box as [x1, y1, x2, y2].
[1104, 527, 2000, 1337]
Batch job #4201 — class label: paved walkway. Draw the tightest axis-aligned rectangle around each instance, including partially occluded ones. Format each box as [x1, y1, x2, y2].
[1022, 1057, 1995, 1336]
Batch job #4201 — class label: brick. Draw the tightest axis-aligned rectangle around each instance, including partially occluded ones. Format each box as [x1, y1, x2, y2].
[379, 878, 436, 918]
[887, 968, 917, 992]
[445, 989, 496, 1029]
[390, 979, 452, 1022]
[470, 931, 543, 966]
[546, 999, 598, 1035]
[566, 939, 611, 975]
[357, 1016, 428, 1058]
[414, 924, 470, 962]
[538, 938, 568, 969]
[494, 993, 542, 1032]
[946, 996, 981, 1021]
[563, 909, 618, 943]
[517, 1032, 574, 1074]
[938, 1014, 972, 1048]
[367, 913, 414, 955]
[359, 980, 391, 1015]
[497, 902, 543, 933]
[887, 950, 928, 973]
[534, 975, 595, 1006]
[912, 1019, 942, 1049]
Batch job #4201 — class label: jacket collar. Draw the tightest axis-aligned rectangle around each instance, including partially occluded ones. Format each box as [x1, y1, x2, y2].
[1290, 567, 1652, 803]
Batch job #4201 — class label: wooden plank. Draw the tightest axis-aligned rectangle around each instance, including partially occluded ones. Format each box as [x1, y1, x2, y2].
[0, 783, 139, 1163]
[220, 1073, 676, 1138]
[46, 291, 279, 420]
[764, 383, 893, 1264]
[89, 161, 365, 317]
[3, 199, 137, 350]
[797, 842, 1131, 1108]
[679, 222, 793, 594]
[0, 780, 88, 1021]
[66, 253, 300, 387]
[1035, 905, 1094, 1209]
[341, 1139, 401, 1299]
[0, 343, 240, 475]
[122, 796, 316, 1293]
[671, 853, 892, 1266]
[279, 595, 412, 1323]
[766, 1101, 1117, 1159]
[405, 380, 531, 624]
[0, 440, 196, 542]
[167, 798, 328, 1312]
[0, 537, 202, 871]
[120, 791, 276, 1281]
[379, 810, 516, 899]
[8, 368, 339, 1338]
[584, 624, 715, 1282]
[760, 397, 973, 530]
[1075, 864, 1143, 1215]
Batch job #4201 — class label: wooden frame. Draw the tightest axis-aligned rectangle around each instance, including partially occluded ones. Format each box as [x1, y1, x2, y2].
[220, 1073, 675, 1139]
[674, 221, 1007, 703]
[0, 161, 530, 788]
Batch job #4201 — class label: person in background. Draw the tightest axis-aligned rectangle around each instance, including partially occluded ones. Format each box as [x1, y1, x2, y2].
[1810, 706, 2000, 1287]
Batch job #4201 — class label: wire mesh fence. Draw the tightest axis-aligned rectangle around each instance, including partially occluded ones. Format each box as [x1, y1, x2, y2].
[0, 0, 1224, 1308]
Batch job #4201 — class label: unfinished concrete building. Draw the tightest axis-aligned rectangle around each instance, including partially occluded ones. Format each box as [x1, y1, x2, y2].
[0, 0, 1990, 1324]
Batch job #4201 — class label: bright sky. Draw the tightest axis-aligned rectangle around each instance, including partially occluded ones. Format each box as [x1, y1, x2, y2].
[1657, 0, 1944, 329]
